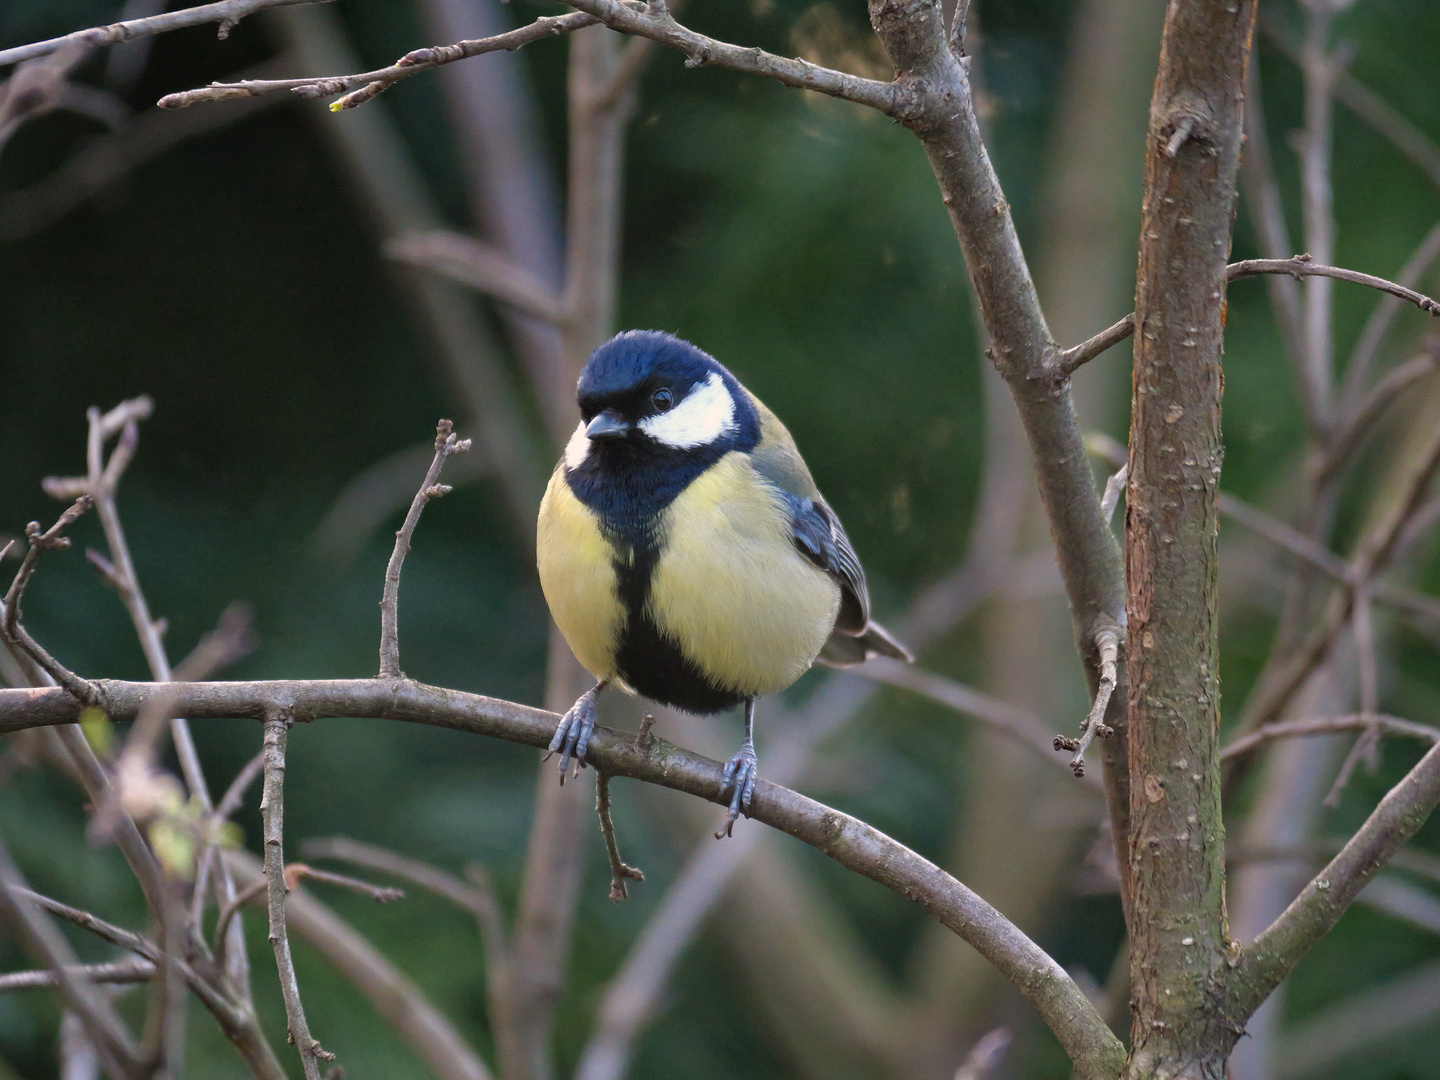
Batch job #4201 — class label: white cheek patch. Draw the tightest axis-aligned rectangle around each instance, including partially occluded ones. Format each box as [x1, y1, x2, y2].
[563, 421, 591, 471]
[639, 372, 736, 448]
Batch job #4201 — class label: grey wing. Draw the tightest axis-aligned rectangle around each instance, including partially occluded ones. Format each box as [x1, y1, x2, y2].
[783, 491, 870, 634]
[785, 494, 912, 666]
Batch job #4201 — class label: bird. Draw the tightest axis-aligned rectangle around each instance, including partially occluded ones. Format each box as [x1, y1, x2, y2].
[536, 330, 912, 835]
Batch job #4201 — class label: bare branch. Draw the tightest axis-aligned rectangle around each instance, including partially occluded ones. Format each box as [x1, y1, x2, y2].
[1220, 714, 1439, 763]
[286, 864, 405, 904]
[300, 836, 497, 927]
[596, 774, 644, 902]
[862, 660, 1100, 785]
[1263, 16, 1440, 192]
[0, 498, 101, 705]
[1228, 739, 1440, 1019]
[1054, 621, 1121, 778]
[260, 711, 332, 1080]
[1340, 220, 1440, 414]
[1227, 256, 1440, 317]
[1055, 312, 1134, 376]
[1240, 57, 1312, 426]
[226, 849, 495, 1080]
[386, 230, 563, 323]
[562, 0, 902, 113]
[1234, 416, 1440, 737]
[0, 842, 140, 1079]
[0, 960, 156, 992]
[1321, 348, 1439, 483]
[160, 10, 600, 110]
[0, 0, 332, 68]
[1054, 256, 1440, 379]
[378, 420, 471, 679]
[1, 674, 1117, 1071]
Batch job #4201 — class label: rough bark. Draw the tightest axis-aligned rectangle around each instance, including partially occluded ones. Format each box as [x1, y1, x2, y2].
[1124, 1, 1258, 1076]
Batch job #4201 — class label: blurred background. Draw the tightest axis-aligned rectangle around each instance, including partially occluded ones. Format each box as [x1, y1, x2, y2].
[2, 1, 1440, 1078]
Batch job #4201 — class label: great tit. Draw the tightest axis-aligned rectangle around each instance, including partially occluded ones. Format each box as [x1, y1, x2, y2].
[537, 331, 911, 834]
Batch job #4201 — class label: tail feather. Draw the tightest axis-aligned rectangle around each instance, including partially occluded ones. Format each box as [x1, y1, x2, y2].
[816, 619, 913, 669]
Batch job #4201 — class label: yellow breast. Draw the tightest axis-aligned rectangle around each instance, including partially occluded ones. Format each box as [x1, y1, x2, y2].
[648, 452, 841, 697]
[536, 468, 624, 682]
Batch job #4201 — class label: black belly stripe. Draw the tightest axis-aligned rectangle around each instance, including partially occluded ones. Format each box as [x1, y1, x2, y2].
[611, 541, 744, 716]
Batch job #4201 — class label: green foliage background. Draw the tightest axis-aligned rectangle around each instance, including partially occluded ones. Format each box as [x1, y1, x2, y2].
[2, 1, 1440, 1077]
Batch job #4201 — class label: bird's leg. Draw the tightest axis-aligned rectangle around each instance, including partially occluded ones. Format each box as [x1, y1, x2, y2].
[546, 680, 608, 782]
[716, 698, 759, 839]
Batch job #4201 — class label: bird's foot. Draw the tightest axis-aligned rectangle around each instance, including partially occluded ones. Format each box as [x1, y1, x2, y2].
[546, 687, 600, 783]
[715, 738, 758, 839]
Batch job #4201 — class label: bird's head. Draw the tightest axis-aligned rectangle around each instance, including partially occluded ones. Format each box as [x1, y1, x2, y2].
[564, 331, 759, 471]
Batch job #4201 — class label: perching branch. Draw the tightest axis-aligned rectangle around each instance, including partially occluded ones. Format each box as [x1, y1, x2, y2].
[378, 420, 471, 679]
[0, 675, 1121, 1075]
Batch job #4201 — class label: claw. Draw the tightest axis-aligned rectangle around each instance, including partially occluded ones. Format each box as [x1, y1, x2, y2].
[549, 686, 601, 782]
[715, 738, 758, 839]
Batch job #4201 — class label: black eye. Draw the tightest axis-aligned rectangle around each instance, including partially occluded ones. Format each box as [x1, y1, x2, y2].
[650, 387, 674, 412]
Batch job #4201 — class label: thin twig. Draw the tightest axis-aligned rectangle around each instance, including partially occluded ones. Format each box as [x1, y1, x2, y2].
[191, 748, 266, 929]
[1100, 463, 1128, 525]
[1340, 220, 1440, 413]
[162, 11, 599, 110]
[162, 0, 900, 116]
[260, 710, 332, 1079]
[287, 864, 405, 904]
[953, 1026, 1013, 1080]
[301, 837, 497, 928]
[1054, 622, 1121, 777]
[1297, 7, 1340, 418]
[595, 774, 644, 903]
[1055, 313, 1134, 376]
[1228, 738, 1440, 1020]
[213, 880, 267, 959]
[861, 660, 1100, 785]
[1227, 256, 1440, 316]
[226, 848, 494, 1080]
[1263, 16, 1440, 192]
[385, 230, 563, 323]
[1321, 349, 1440, 483]
[378, 420, 471, 679]
[1053, 256, 1440, 377]
[0, 843, 140, 1079]
[1241, 56, 1312, 426]
[0, 60, 288, 240]
[1234, 417, 1440, 739]
[0, 498, 101, 704]
[0, 0, 332, 68]
[0, 960, 156, 992]
[1219, 713, 1439, 763]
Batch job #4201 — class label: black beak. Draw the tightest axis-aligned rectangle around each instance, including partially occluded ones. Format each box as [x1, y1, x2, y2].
[585, 409, 631, 440]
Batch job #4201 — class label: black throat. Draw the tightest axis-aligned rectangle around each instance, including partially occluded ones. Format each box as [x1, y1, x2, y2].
[564, 438, 745, 715]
